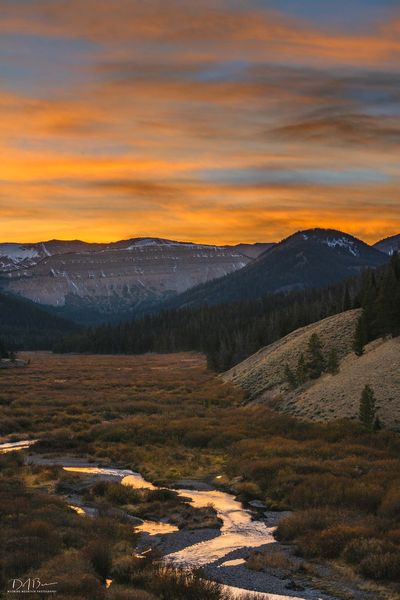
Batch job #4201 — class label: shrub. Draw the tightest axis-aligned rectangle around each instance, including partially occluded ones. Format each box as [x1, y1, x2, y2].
[85, 539, 112, 582]
[146, 488, 178, 503]
[111, 556, 148, 585]
[379, 486, 400, 519]
[359, 551, 400, 581]
[306, 526, 366, 559]
[147, 566, 228, 600]
[276, 509, 335, 542]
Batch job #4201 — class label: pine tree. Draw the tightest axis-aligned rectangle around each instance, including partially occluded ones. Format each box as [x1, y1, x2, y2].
[326, 347, 339, 374]
[353, 315, 367, 356]
[305, 333, 325, 379]
[359, 384, 376, 431]
[343, 285, 352, 311]
[284, 364, 298, 390]
[0, 338, 9, 359]
[373, 416, 382, 431]
[296, 353, 307, 384]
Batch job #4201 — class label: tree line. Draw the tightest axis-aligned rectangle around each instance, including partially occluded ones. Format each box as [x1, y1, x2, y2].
[54, 257, 399, 372]
[54, 274, 362, 371]
[0, 290, 78, 351]
[353, 254, 400, 356]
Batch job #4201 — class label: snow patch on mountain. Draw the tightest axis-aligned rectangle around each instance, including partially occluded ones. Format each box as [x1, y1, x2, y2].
[321, 237, 359, 256]
[0, 244, 39, 261]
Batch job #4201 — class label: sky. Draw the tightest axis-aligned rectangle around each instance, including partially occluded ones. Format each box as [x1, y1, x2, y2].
[0, 0, 399, 244]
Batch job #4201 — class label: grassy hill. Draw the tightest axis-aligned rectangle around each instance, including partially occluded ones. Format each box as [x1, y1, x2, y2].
[281, 336, 400, 427]
[222, 309, 360, 398]
[223, 308, 400, 428]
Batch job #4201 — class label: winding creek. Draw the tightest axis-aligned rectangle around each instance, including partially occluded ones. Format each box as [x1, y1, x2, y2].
[1, 442, 335, 600]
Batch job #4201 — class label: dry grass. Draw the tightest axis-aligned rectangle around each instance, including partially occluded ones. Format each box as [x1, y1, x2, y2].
[2, 350, 400, 596]
[280, 337, 400, 427]
[222, 309, 360, 400]
[223, 309, 400, 429]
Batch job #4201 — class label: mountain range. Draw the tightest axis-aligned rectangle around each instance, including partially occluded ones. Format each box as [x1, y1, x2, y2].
[163, 229, 388, 310]
[0, 238, 271, 323]
[0, 229, 395, 323]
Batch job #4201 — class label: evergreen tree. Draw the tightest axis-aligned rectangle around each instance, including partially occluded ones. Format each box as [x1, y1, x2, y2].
[0, 338, 9, 359]
[284, 364, 298, 390]
[296, 353, 307, 384]
[359, 384, 376, 431]
[353, 315, 367, 356]
[373, 416, 382, 431]
[375, 256, 400, 337]
[305, 333, 325, 379]
[342, 285, 352, 311]
[326, 347, 339, 374]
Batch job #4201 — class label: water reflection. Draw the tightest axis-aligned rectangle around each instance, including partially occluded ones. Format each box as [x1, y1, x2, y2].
[0, 440, 37, 454]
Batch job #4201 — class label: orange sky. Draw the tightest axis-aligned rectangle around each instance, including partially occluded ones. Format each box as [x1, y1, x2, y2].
[0, 0, 399, 245]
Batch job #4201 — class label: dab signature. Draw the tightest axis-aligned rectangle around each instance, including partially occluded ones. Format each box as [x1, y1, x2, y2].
[7, 578, 58, 593]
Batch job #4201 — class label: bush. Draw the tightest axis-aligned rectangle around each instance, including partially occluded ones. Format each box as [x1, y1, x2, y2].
[85, 539, 112, 582]
[111, 556, 148, 585]
[379, 486, 400, 519]
[276, 509, 334, 542]
[343, 538, 389, 565]
[359, 552, 400, 581]
[146, 566, 228, 600]
[303, 525, 367, 559]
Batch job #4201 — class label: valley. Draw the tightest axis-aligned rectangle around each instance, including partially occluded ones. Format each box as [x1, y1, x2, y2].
[1, 352, 400, 599]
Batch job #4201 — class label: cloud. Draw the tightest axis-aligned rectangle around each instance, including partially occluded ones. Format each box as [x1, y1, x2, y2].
[0, 1, 399, 244]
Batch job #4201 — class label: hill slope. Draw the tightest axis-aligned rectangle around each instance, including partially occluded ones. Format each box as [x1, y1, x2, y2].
[279, 336, 400, 427]
[223, 309, 400, 428]
[223, 309, 360, 399]
[0, 292, 78, 349]
[374, 233, 400, 255]
[164, 229, 387, 309]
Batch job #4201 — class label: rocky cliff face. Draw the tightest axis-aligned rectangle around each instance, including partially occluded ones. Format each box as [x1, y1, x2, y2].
[0, 238, 251, 321]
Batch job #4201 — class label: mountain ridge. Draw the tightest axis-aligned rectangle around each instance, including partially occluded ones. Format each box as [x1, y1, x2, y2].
[0, 237, 272, 323]
[374, 233, 400, 256]
[162, 228, 388, 310]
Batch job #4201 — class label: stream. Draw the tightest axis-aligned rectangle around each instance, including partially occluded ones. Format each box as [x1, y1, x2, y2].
[1, 443, 334, 600]
[61, 465, 330, 600]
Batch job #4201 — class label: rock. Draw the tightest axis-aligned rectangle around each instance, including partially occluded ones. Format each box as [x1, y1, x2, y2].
[172, 479, 214, 491]
[285, 579, 305, 591]
[248, 500, 267, 509]
[0, 359, 28, 369]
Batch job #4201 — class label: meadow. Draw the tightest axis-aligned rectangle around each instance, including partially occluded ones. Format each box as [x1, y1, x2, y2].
[1, 352, 400, 598]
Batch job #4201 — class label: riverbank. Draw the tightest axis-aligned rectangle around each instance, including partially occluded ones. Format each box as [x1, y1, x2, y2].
[24, 452, 341, 600]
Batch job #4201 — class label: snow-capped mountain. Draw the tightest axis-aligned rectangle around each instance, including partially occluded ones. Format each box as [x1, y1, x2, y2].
[374, 234, 400, 256]
[163, 228, 388, 309]
[0, 237, 263, 322]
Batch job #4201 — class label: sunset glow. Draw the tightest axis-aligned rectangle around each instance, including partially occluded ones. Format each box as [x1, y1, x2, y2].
[1, 0, 399, 244]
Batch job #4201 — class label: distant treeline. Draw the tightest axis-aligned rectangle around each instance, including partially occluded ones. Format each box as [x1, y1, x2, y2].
[54, 273, 364, 370]
[0, 291, 79, 350]
[354, 254, 400, 355]
[54, 258, 400, 370]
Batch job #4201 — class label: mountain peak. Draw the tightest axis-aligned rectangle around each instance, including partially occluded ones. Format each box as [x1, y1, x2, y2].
[374, 233, 400, 256]
[281, 228, 374, 258]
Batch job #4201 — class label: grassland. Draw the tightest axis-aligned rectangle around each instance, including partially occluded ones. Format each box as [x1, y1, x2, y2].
[1, 352, 400, 599]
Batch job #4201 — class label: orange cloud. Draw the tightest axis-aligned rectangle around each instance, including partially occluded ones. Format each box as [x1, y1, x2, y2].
[0, 1, 399, 245]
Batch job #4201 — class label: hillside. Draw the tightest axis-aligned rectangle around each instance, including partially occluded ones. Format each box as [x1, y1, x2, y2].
[164, 229, 387, 309]
[374, 233, 400, 255]
[222, 309, 360, 399]
[0, 292, 78, 349]
[223, 309, 400, 428]
[278, 336, 400, 427]
[0, 238, 254, 323]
